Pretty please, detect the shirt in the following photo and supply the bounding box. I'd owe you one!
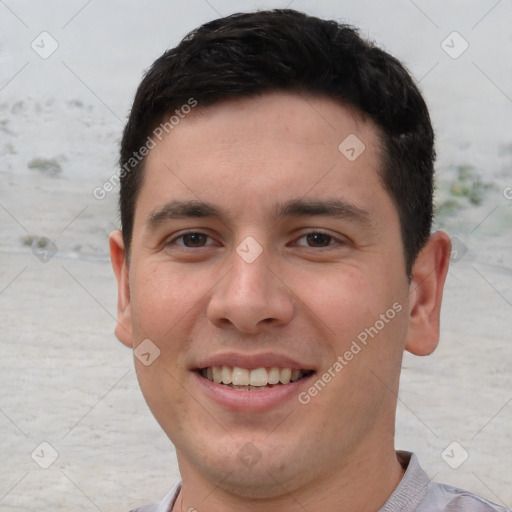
[130,451,510,512]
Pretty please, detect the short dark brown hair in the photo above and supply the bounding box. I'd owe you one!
[120,9,435,274]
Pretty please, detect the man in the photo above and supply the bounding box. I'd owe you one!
[110,9,509,512]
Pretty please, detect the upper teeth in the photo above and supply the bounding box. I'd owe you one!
[203,366,306,386]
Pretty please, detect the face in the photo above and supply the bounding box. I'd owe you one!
[110,92,450,499]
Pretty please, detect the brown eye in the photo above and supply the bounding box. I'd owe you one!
[181,233,208,247]
[305,232,332,247]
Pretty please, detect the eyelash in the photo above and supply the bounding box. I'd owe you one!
[166,230,345,249]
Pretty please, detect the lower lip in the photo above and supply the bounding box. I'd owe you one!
[193,372,314,411]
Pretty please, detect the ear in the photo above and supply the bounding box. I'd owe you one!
[109,230,133,348]
[405,231,451,356]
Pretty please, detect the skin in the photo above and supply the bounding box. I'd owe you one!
[110,92,451,512]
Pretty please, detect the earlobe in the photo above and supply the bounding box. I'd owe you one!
[109,230,133,348]
[405,231,451,356]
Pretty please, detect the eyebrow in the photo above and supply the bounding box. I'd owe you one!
[273,199,372,225]
[147,198,373,229]
[147,200,223,228]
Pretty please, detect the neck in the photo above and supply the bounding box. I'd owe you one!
[174,442,405,512]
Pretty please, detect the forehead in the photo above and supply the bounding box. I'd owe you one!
[174,92,380,162]
[135,92,392,226]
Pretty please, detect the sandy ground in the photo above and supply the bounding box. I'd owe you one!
[0,245,510,511]
[1,1,511,510]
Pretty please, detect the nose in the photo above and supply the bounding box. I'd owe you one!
[206,246,295,334]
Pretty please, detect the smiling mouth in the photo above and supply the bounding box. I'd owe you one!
[199,366,314,390]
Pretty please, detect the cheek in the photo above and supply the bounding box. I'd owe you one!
[293,265,387,336]
[129,262,202,340]
[294,263,407,373]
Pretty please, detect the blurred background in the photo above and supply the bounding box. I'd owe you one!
[1,1,511,510]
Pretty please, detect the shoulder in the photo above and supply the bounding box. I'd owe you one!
[419,481,510,512]
[386,452,510,512]
[129,504,159,512]
[128,483,181,512]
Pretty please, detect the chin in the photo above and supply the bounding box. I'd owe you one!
[180,437,317,500]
